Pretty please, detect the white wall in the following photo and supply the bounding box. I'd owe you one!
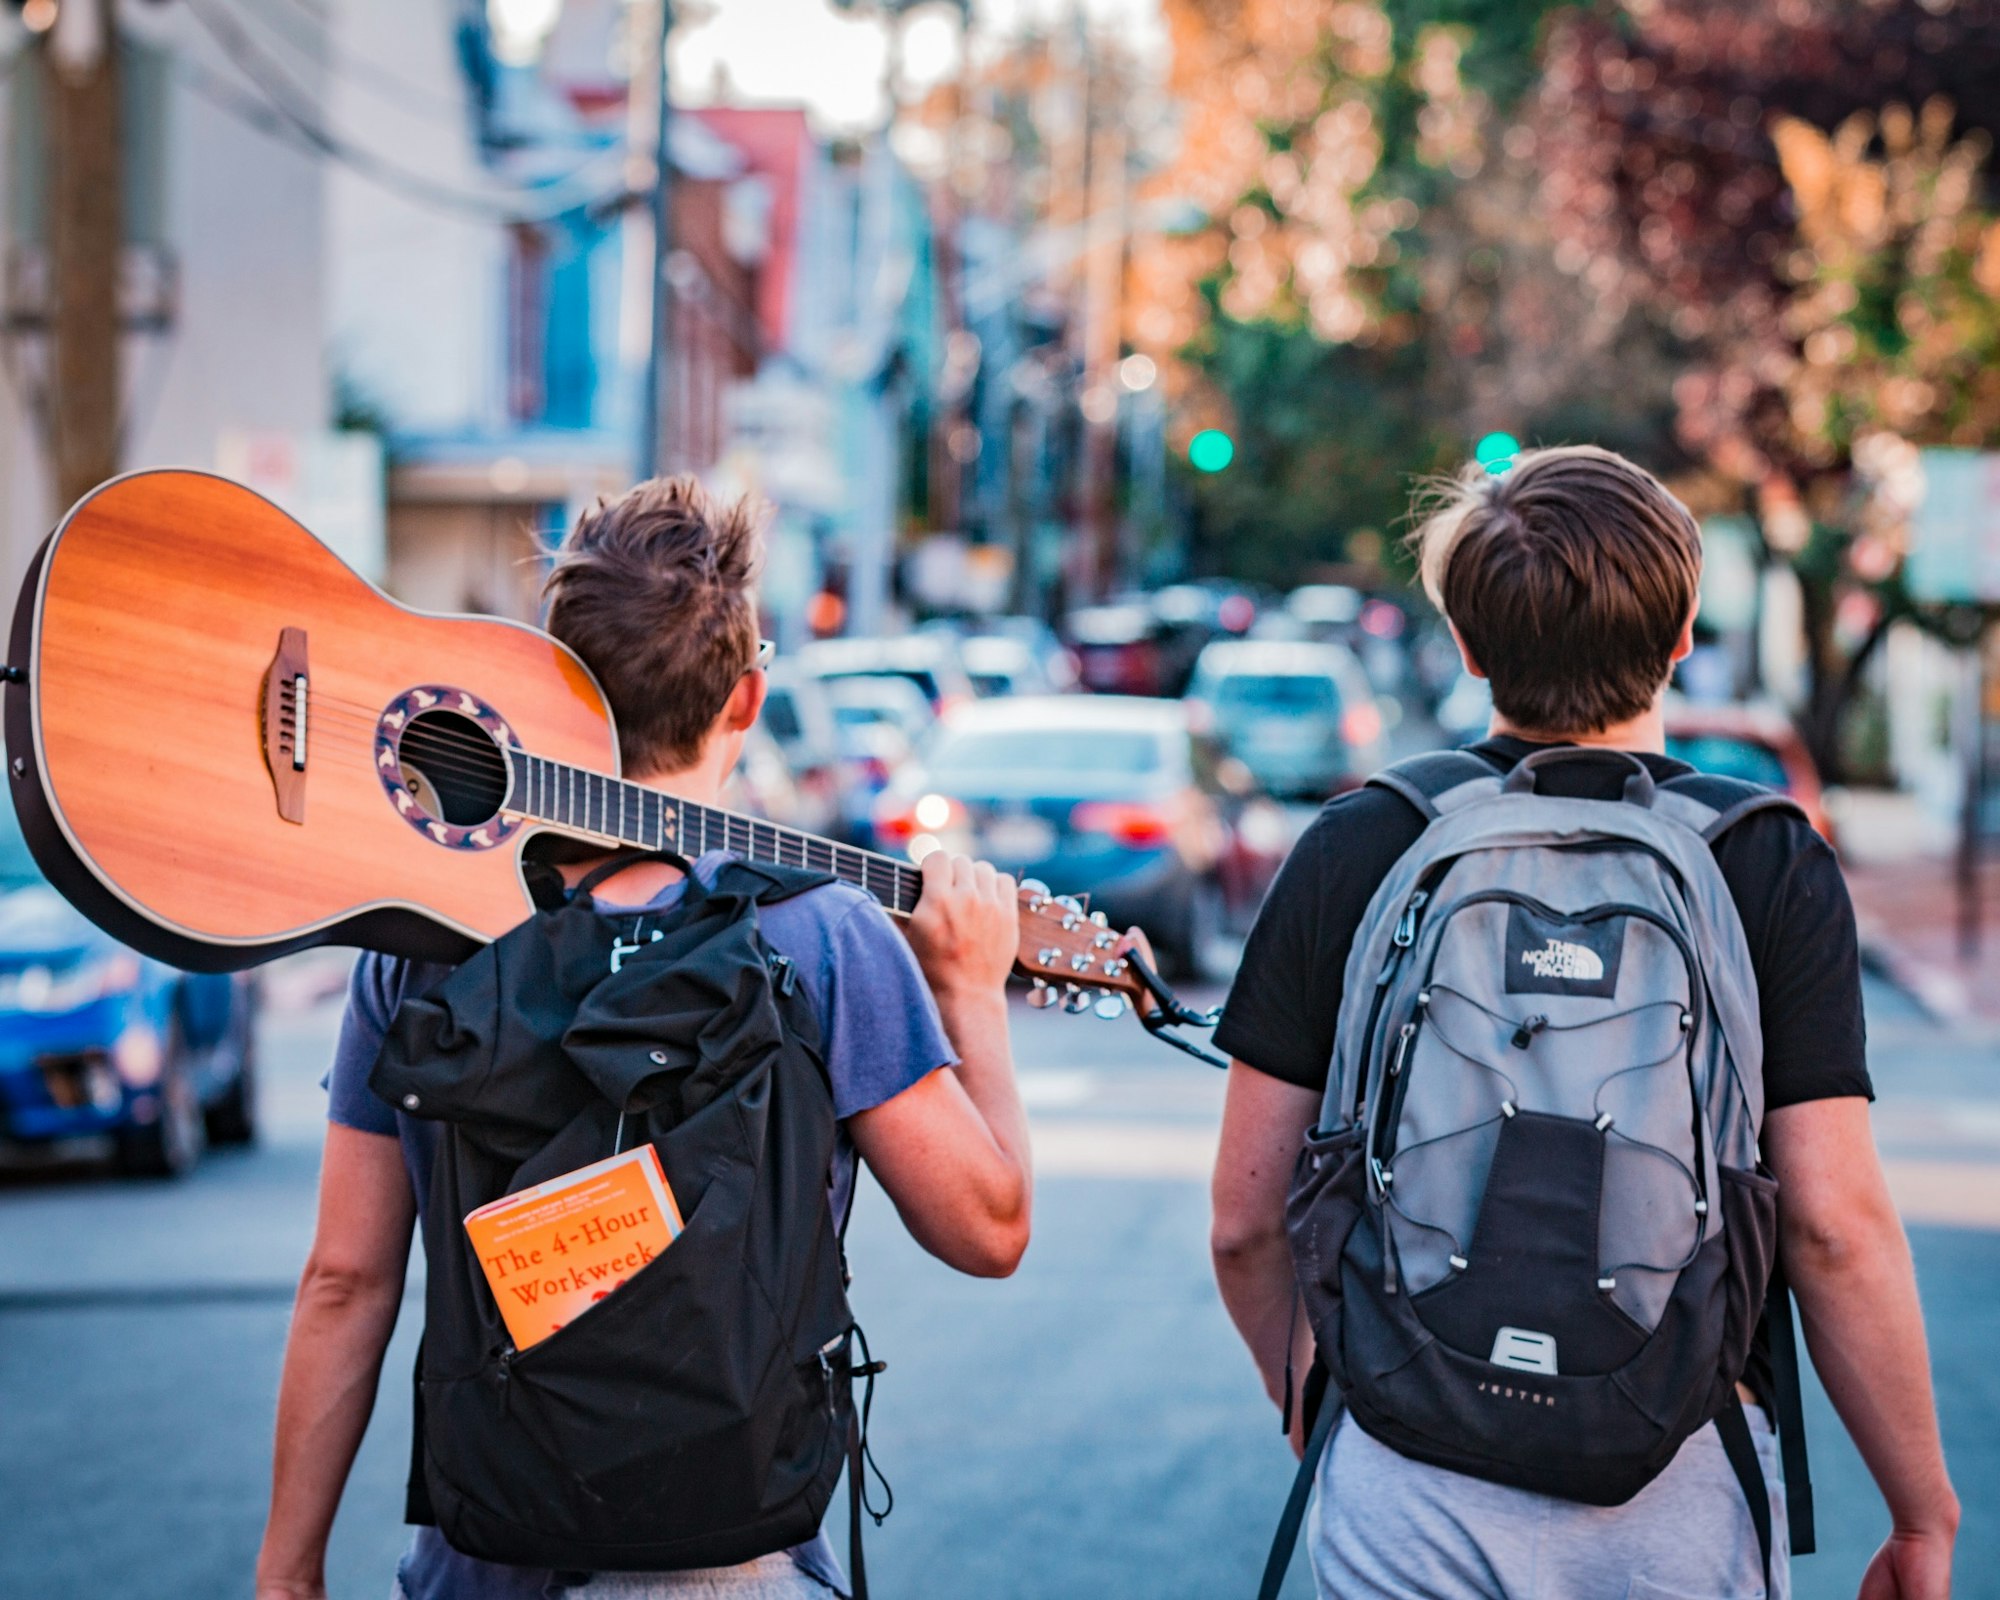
[0,5,330,596]
[322,0,501,436]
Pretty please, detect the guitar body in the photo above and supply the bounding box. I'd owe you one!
[6,470,617,971]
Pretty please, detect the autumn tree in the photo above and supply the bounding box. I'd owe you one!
[1538,0,2000,774]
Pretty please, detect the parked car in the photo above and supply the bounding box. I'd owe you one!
[757,661,850,837]
[919,616,1080,695]
[869,696,1283,980]
[1064,603,1164,696]
[1663,699,1835,843]
[797,635,976,714]
[0,784,258,1176]
[1185,639,1387,799]
[958,634,1062,697]
[1285,584,1363,638]
[726,720,840,840]
[823,675,934,842]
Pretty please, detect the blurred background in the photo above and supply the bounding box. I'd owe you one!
[1,0,1999,1595]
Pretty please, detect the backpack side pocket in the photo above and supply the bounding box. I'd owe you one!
[1714,1162,1780,1398]
[1287,1123,1367,1377]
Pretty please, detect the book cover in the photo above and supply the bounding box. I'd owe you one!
[464,1145,684,1350]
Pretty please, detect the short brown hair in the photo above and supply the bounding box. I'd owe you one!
[542,475,765,774]
[1412,445,1701,736]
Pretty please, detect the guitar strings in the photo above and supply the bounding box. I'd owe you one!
[253,698,921,904]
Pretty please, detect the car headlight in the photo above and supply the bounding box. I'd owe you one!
[0,952,143,1013]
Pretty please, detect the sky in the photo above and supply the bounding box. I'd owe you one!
[671,0,1165,131]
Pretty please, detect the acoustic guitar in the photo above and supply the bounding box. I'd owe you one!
[3,470,1169,1029]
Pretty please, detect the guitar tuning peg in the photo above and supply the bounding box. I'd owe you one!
[1026,979,1059,1010]
[1055,895,1084,915]
[1060,985,1092,1015]
[1093,990,1127,1021]
[1089,910,1109,928]
[1020,878,1050,899]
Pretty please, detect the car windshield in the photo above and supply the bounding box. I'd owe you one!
[1209,673,1340,716]
[926,726,1167,786]
[1665,733,1789,789]
[0,784,45,891]
[824,667,941,704]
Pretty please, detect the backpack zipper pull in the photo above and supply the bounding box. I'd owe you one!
[1391,889,1430,950]
[1511,1013,1548,1050]
[769,953,798,996]
[818,1333,844,1422]
[1388,1021,1416,1077]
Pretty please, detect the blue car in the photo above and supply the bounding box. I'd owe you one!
[0,782,257,1176]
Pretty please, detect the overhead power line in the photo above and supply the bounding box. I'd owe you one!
[180,0,632,225]
[250,0,479,127]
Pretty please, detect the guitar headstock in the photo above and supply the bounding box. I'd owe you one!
[1013,879,1144,1018]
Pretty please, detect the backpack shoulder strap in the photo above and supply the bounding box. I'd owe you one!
[1257,1389,1340,1600]
[1366,749,1500,820]
[711,856,839,905]
[1655,772,1809,842]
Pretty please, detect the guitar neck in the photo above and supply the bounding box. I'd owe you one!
[505,749,922,917]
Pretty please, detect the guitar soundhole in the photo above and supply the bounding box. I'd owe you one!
[399,710,510,825]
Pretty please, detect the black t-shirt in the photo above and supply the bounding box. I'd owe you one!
[1216,735,1873,1108]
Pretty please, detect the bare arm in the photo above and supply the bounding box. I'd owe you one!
[851,850,1031,1278]
[255,1124,416,1600]
[1211,1060,1320,1448]
[1762,1097,1958,1599]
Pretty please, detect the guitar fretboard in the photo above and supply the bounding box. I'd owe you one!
[505,749,922,916]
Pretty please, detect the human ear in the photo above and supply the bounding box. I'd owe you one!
[1448,621,1486,680]
[1669,602,1698,666]
[720,669,766,735]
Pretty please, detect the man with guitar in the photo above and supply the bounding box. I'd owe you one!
[255,477,1037,1600]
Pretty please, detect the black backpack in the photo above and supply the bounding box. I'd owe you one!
[369,854,884,1582]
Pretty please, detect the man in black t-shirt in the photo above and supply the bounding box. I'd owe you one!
[1210,446,1957,1598]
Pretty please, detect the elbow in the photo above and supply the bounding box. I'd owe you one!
[296,1251,403,1318]
[1781,1193,1901,1286]
[964,1182,1033,1278]
[948,1178,1032,1278]
[1211,1207,1286,1275]
[960,1217,1030,1279]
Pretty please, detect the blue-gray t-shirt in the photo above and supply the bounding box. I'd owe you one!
[323,852,956,1600]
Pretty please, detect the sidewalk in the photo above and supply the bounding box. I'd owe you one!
[1834,788,2000,1026]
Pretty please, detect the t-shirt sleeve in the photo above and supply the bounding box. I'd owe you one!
[1213,788,1425,1092]
[814,894,958,1121]
[323,953,408,1137]
[1727,821,1874,1110]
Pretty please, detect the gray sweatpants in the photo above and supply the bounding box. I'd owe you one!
[1311,1411,1788,1600]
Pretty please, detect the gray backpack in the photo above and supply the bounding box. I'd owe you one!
[1261,747,1815,1597]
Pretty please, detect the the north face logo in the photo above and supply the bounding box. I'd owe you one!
[1520,938,1605,982]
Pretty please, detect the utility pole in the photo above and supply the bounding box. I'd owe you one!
[636,0,674,480]
[1079,106,1127,599]
[46,0,122,511]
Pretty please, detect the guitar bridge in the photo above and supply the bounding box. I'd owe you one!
[261,626,309,824]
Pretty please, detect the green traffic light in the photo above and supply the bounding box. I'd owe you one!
[1189,429,1235,473]
[1475,431,1520,475]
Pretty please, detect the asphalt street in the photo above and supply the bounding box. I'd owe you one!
[0,953,1994,1599]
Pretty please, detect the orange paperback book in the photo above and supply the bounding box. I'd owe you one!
[464,1145,684,1350]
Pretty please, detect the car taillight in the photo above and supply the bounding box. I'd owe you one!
[1071,800,1174,847]
[1342,702,1383,748]
[873,800,918,844]
[874,792,961,849]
